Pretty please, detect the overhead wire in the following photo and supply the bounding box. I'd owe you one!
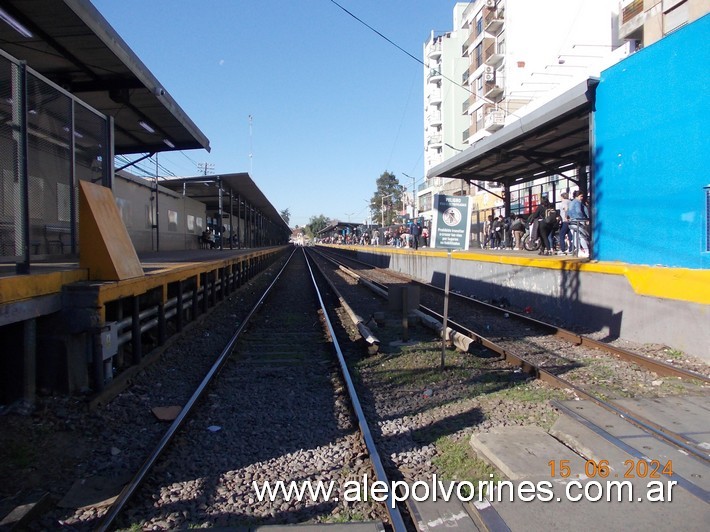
[328,0,495,109]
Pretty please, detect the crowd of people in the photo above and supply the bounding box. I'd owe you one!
[316,222,431,249]
[481,190,590,257]
[317,191,590,257]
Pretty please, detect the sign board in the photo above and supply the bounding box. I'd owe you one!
[431,194,472,250]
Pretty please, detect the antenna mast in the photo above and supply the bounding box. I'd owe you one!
[248,114,253,175]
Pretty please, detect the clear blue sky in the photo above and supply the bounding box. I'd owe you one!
[92,0,457,228]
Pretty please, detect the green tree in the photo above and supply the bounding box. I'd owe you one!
[305,214,330,238]
[280,208,291,225]
[370,171,404,227]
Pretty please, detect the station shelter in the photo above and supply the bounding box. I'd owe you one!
[428,79,594,250]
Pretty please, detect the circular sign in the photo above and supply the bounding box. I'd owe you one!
[442,207,462,226]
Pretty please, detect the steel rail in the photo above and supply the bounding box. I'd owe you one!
[316,248,709,384]
[303,248,407,532]
[553,401,710,503]
[312,249,710,465]
[96,248,298,532]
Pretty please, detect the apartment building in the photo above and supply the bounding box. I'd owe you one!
[418,0,623,228]
[619,0,710,47]
[422,3,469,201]
[461,0,621,144]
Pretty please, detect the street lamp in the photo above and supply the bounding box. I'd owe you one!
[402,173,421,220]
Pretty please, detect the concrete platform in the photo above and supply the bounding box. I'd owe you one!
[470,426,585,481]
[553,399,710,496]
[468,412,710,531]
[408,492,480,531]
[612,396,710,450]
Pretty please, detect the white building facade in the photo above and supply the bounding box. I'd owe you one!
[418,0,624,230]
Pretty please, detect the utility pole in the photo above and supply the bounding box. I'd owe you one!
[403,173,418,219]
[154,153,160,251]
[197,162,214,176]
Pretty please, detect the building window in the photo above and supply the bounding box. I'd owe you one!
[168,209,178,231]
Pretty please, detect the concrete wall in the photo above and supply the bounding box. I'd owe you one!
[594,14,710,269]
[350,248,709,362]
[114,173,207,252]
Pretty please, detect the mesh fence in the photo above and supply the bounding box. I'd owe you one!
[0,56,20,258]
[0,53,109,261]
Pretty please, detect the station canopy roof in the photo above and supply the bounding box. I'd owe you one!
[160,173,291,233]
[427,78,598,188]
[317,221,361,236]
[0,0,210,155]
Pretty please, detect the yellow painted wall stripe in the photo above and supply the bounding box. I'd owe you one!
[340,245,710,306]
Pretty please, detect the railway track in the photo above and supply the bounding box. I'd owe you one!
[5,245,707,530]
[309,247,710,465]
[97,248,407,531]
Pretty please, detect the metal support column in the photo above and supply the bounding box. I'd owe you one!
[132,296,142,363]
[176,281,184,332]
[23,318,36,408]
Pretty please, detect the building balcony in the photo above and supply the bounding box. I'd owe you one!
[462,2,478,27]
[427,112,442,126]
[484,8,504,34]
[427,68,442,83]
[621,0,643,24]
[427,90,442,105]
[483,80,504,101]
[462,30,477,56]
[618,0,644,40]
[484,40,504,66]
[427,134,443,148]
[427,41,442,59]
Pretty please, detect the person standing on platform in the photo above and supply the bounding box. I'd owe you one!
[528,195,551,250]
[568,191,590,257]
[491,216,504,249]
[482,215,493,249]
[537,205,557,255]
[510,215,525,250]
[410,222,421,250]
[556,192,572,254]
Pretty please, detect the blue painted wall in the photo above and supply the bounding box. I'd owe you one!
[594,15,710,269]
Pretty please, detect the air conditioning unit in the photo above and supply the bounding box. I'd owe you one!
[486,0,496,7]
[484,66,495,82]
[484,110,505,132]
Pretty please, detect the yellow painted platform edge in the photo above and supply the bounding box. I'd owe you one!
[337,245,710,306]
[0,269,88,304]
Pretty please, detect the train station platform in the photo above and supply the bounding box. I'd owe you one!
[0,246,289,407]
[320,244,710,362]
[0,247,284,306]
